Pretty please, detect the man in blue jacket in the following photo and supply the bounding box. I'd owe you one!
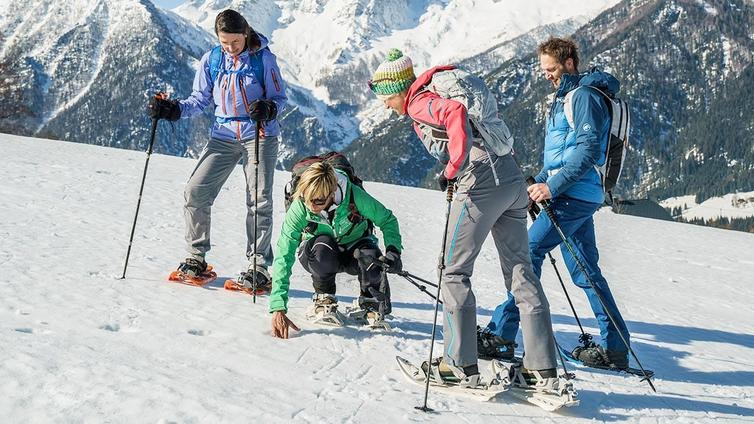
[481,37,631,369]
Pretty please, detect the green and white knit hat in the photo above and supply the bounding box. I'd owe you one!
[369,48,416,98]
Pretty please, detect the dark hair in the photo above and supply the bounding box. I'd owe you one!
[214,9,261,51]
[537,37,579,72]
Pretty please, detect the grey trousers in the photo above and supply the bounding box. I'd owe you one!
[441,150,557,371]
[183,136,278,267]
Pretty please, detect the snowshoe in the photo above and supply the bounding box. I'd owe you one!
[477,326,517,361]
[504,361,579,411]
[168,259,217,286]
[224,265,272,296]
[305,293,346,327]
[344,297,391,330]
[559,344,654,379]
[395,356,509,401]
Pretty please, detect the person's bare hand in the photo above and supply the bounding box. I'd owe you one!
[271,311,300,339]
[527,183,552,203]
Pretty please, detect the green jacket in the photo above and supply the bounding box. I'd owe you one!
[269,172,403,313]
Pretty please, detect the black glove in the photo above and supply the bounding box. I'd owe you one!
[146,93,181,121]
[437,172,457,192]
[247,99,278,121]
[382,246,402,274]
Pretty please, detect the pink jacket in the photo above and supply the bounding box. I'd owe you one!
[405,65,471,180]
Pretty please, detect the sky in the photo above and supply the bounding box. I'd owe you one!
[2,132,754,421]
[152,0,184,9]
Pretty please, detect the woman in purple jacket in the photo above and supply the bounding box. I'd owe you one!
[147,9,287,288]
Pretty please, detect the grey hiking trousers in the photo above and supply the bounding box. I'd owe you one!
[441,148,557,371]
[183,136,278,267]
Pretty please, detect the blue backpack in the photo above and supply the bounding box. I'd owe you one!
[207,45,266,97]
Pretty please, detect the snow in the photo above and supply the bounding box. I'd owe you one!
[662,191,754,221]
[2,132,754,422]
[694,0,719,16]
[721,36,732,78]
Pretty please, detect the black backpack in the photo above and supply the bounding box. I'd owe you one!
[284,151,363,210]
[284,152,371,235]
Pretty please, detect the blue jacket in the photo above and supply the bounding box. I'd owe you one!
[179,33,287,142]
[534,69,619,204]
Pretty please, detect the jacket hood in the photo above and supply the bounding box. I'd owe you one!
[254,32,270,51]
[557,68,620,98]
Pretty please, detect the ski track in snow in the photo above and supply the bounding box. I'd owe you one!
[1,133,754,422]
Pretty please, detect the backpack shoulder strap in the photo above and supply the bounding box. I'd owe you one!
[208,45,267,97]
[248,47,267,97]
[563,85,613,129]
[208,46,224,88]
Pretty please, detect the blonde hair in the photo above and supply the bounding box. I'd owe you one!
[294,162,338,205]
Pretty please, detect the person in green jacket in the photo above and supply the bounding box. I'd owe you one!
[270,162,404,338]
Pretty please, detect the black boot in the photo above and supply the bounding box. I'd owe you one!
[238,266,271,291]
[177,257,207,278]
[477,326,517,360]
[572,345,629,369]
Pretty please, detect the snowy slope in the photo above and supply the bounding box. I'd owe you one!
[2,133,754,422]
[662,191,754,221]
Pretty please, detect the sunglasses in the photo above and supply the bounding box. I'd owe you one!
[310,197,330,206]
[368,77,395,91]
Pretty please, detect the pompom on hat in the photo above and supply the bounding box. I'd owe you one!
[369,48,416,98]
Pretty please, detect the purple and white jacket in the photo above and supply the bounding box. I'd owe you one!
[179,33,287,142]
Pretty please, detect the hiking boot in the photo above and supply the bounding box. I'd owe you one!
[606,350,629,369]
[477,326,517,361]
[306,293,344,326]
[357,295,381,312]
[177,257,207,278]
[572,345,629,369]
[510,365,560,393]
[347,296,391,329]
[238,263,271,292]
[420,357,481,388]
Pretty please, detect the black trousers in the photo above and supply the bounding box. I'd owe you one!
[298,234,385,297]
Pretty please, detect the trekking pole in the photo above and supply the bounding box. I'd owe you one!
[251,121,261,304]
[416,182,455,413]
[553,337,575,381]
[121,117,159,279]
[528,201,593,347]
[399,272,442,304]
[399,271,438,288]
[527,178,656,392]
[356,253,443,304]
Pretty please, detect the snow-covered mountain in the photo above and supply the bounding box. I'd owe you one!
[172,0,620,148]
[0,0,618,166]
[175,0,619,100]
[0,0,216,156]
[2,132,754,421]
[351,0,754,201]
